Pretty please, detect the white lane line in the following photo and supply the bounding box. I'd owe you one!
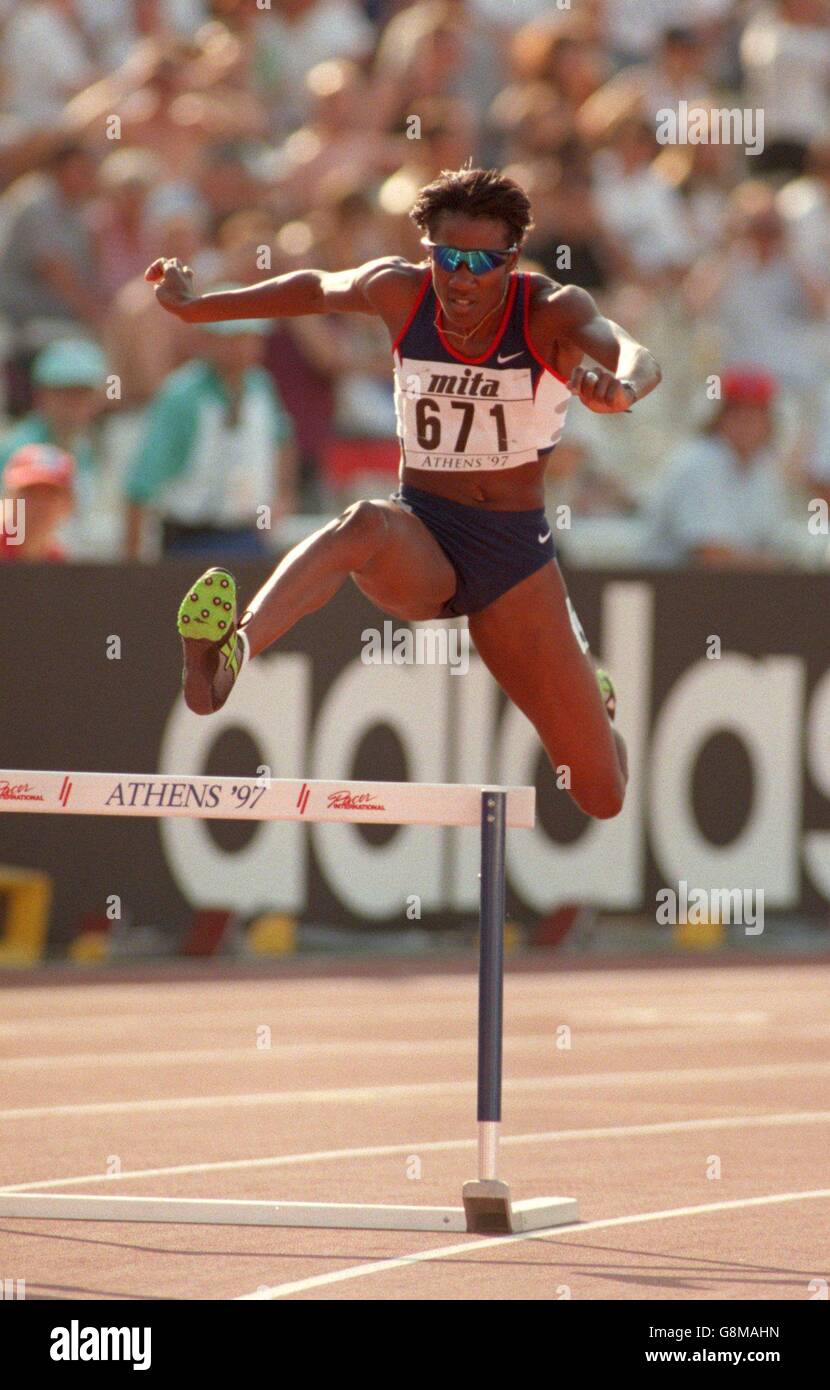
[1,1110,827,1194]
[0,1022,788,1072]
[240,1189,830,1300]
[0,1037,540,1071]
[3,1059,830,1122]
[0,1004,777,1040]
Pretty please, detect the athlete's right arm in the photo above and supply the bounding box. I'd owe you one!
[144,256,417,325]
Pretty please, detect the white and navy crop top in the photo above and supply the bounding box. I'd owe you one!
[392,271,572,472]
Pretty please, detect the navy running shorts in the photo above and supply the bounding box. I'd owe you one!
[390,482,556,618]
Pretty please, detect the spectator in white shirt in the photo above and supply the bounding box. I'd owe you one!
[255,0,375,129]
[2,0,97,133]
[740,0,830,175]
[592,116,695,282]
[684,180,829,396]
[777,138,830,297]
[644,366,789,568]
[579,25,716,145]
[603,0,733,67]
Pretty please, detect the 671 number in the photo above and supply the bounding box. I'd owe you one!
[415,398,507,453]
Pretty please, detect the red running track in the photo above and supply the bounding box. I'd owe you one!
[0,956,828,1301]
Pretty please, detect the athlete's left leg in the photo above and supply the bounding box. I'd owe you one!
[468,559,627,820]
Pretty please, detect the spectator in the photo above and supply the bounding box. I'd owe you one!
[602,0,734,69]
[91,147,161,301]
[472,0,555,25]
[0,338,119,557]
[104,204,205,410]
[125,304,296,559]
[0,0,826,571]
[378,96,476,225]
[523,158,621,292]
[740,0,830,176]
[374,0,499,128]
[0,442,75,562]
[273,58,405,217]
[544,429,636,523]
[777,138,830,297]
[805,378,830,513]
[213,208,277,285]
[0,141,100,414]
[2,0,97,135]
[197,145,269,228]
[651,125,742,256]
[65,35,267,186]
[74,0,206,69]
[255,0,375,129]
[684,181,828,396]
[488,81,574,166]
[101,203,207,538]
[591,116,695,283]
[292,191,398,445]
[643,367,789,568]
[509,14,607,118]
[579,26,715,143]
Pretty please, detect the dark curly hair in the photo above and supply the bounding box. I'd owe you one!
[410,167,534,247]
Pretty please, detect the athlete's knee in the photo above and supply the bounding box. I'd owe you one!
[332,499,389,562]
[590,781,626,820]
[572,765,626,820]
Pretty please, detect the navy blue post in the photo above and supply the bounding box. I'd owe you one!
[478,790,506,1159]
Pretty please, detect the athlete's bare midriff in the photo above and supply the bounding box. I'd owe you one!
[399,452,553,509]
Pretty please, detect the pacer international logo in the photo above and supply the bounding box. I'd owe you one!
[326,790,386,812]
[0,780,44,802]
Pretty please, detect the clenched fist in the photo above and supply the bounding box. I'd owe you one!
[145,257,197,318]
[568,367,636,413]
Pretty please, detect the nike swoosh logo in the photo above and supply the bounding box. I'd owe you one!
[497,351,523,364]
[538,528,552,544]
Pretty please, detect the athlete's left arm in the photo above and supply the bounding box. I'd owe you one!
[538,282,662,413]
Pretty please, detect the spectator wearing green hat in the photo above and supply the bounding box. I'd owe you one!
[125,307,296,559]
[0,338,119,559]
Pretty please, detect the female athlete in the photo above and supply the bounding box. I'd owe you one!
[147,167,661,819]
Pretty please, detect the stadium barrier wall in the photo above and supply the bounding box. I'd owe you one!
[1,564,828,942]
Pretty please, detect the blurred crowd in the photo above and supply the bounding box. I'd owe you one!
[1,0,830,567]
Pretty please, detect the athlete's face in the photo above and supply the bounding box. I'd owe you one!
[427,213,518,332]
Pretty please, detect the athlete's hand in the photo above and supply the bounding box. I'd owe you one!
[145,257,197,318]
[568,367,635,413]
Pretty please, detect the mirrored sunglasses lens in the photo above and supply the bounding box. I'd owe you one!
[435,246,462,270]
[433,246,506,273]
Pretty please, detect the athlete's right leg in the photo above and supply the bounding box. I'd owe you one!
[179,499,457,714]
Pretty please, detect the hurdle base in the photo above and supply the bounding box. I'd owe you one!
[0,1189,579,1235]
[462,1180,579,1234]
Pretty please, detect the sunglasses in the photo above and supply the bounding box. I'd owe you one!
[422,239,517,274]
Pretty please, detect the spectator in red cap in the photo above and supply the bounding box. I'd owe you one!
[644,366,789,568]
[0,444,75,562]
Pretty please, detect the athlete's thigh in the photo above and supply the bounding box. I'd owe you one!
[468,559,616,771]
[352,498,457,620]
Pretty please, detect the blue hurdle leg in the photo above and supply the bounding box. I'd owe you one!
[463,787,581,1234]
[477,788,506,1179]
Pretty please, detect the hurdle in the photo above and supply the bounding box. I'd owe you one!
[0,769,579,1235]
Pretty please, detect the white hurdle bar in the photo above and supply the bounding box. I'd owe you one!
[0,770,579,1235]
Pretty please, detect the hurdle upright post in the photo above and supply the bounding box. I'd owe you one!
[461,789,514,1231]
[477,788,506,1181]
[462,787,580,1234]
